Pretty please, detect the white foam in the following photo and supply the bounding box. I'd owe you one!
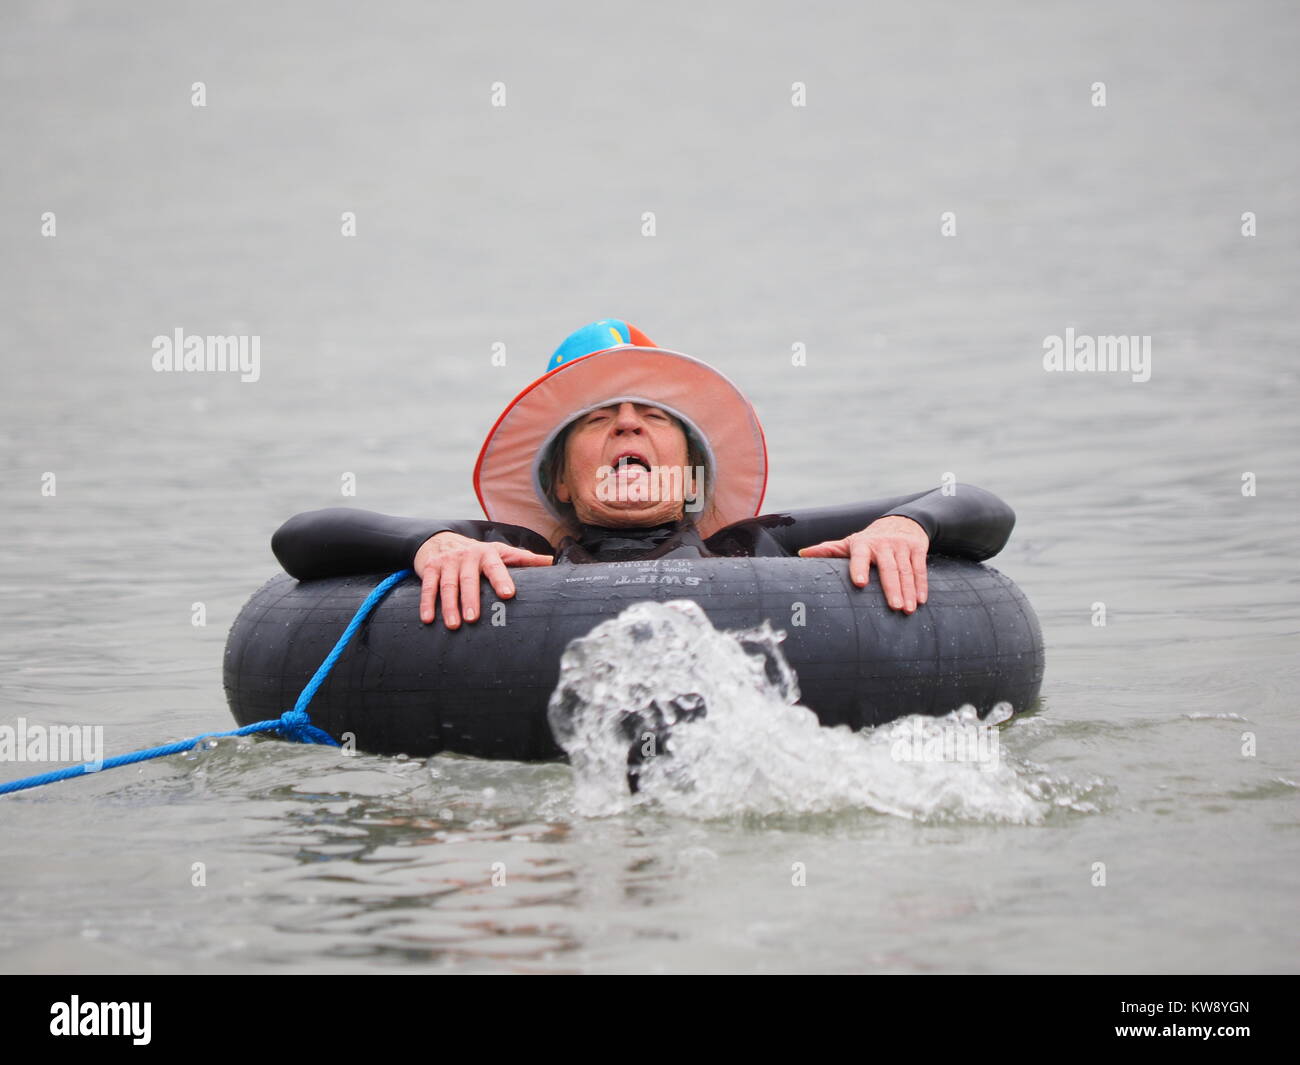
[547,600,1068,823]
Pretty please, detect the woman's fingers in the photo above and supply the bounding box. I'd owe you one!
[419,561,441,624]
[802,526,929,615]
[797,539,850,558]
[457,551,483,623]
[912,545,929,604]
[479,547,553,607]
[873,545,904,610]
[419,544,556,628]
[438,562,462,628]
[480,550,516,600]
[847,537,872,587]
[895,548,916,613]
[499,547,554,567]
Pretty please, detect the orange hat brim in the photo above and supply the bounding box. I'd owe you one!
[473,346,768,545]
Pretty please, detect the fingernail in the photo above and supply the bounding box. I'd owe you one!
[465,609,476,621]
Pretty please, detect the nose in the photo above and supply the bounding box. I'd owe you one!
[611,402,646,432]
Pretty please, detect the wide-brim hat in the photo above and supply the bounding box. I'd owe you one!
[473,330,768,545]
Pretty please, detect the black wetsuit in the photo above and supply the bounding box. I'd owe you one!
[271,484,1015,580]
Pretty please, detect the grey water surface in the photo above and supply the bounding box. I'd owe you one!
[1,0,1296,973]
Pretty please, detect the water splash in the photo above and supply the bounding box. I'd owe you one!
[548,600,1076,823]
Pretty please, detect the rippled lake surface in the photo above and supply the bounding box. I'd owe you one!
[1,0,1296,973]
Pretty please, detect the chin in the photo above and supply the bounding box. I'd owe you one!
[589,507,669,526]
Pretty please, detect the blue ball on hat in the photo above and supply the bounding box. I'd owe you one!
[546,319,657,372]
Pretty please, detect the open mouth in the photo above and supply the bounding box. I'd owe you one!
[613,453,651,472]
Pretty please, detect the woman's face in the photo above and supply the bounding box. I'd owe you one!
[555,401,696,527]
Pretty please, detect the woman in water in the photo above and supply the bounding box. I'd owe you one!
[272,320,1016,629]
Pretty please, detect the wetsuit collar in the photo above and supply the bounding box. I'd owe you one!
[575,520,680,550]
[555,518,702,564]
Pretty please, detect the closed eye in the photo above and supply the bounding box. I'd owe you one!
[582,406,670,424]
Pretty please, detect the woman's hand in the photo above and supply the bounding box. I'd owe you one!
[414,532,553,628]
[797,515,929,614]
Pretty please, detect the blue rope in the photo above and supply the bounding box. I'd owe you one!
[0,569,413,797]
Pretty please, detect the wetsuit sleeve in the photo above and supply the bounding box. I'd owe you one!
[706,484,1015,561]
[271,507,555,580]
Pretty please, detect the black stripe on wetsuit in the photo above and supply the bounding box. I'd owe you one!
[269,484,1015,580]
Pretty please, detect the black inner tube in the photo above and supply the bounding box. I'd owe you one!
[224,556,1044,761]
